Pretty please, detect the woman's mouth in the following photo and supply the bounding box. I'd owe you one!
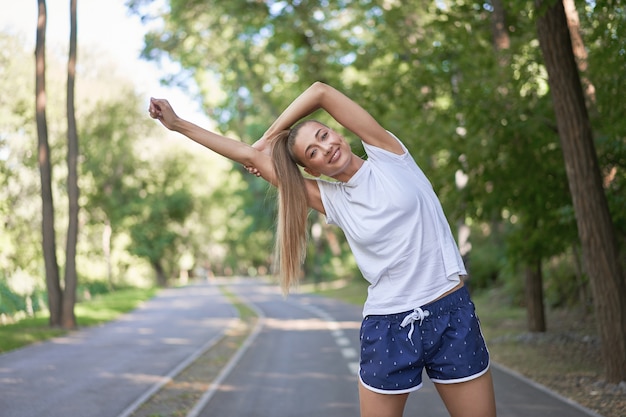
[329,148,340,163]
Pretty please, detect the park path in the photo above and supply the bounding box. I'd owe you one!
[0,283,236,417]
[0,278,605,417]
[193,278,605,417]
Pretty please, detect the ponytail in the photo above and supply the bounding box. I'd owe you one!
[271,122,311,294]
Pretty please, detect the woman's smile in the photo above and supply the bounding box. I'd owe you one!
[292,121,363,181]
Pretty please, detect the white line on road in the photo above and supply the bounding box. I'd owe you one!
[290,301,360,376]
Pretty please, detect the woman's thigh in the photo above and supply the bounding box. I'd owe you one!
[434,369,496,417]
[359,381,409,417]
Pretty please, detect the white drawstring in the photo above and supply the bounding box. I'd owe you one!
[400,307,430,345]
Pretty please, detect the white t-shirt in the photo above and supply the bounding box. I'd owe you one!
[317,133,465,317]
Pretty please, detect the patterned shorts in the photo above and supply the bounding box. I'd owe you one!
[359,286,490,394]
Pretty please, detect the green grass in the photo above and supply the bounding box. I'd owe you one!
[219,286,257,321]
[470,287,528,340]
[0,287,158,353]
[313,277,369,306]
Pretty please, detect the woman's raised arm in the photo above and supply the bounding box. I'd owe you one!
[261,82,403,154]
[149,97,277,186]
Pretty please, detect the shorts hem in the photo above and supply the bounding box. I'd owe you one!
[430,362,491,385]
[359,374,423,395]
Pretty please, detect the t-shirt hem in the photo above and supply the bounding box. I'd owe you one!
[362,276,462,317]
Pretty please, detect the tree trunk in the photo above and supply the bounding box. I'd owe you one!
[103,219,113,288]
[525,260,546,332]
[36,0,62,327]
[562,0,596,108]
[63,0,79,330]
[490,0,510,65]
[154,261,167,287]
[535,0,626,383]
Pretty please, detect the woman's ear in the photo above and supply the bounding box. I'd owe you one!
[304,167,322,177]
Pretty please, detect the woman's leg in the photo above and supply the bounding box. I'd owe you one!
[358,382,409,417]
[435,369,497,417]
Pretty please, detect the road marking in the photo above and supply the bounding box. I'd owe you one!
[291,301,360,376]
[342,347,358,359]
[349,362,360,375]
[336,336,350,346]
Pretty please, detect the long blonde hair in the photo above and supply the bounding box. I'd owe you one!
[270,121,314,294]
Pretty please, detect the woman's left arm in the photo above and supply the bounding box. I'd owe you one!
[262,82,404,155]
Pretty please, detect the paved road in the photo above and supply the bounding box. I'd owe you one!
[0,283,236,417]
[0,278,604,417]
[196,279,604,417]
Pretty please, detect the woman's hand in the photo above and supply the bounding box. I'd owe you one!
[149,98,180,131]
[244,136,272,177]
[244,165,262,177]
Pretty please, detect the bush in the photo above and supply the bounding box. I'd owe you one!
[76,280,113,302]
[0,280,26,316]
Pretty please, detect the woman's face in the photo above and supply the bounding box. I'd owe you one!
[291,121,353,179]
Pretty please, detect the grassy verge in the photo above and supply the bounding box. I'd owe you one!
[0,287,158,353]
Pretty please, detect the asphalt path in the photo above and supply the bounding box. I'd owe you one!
[195,278,603,417]
[0,283,236,417]
[0,278,604,417]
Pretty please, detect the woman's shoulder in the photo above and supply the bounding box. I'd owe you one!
[363,131,409,160]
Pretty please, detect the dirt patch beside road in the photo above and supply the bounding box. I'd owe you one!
[477,292,625,417]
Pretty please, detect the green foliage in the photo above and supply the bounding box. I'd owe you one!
[80,93,150,229]
[0,34,44,282]
[0,280,26,316]
[0,277,46,320]
[543,251,590,309]
[465,225,506,290]
[77,280,113,300]
[127,156,195,284]
[124,0,625,303]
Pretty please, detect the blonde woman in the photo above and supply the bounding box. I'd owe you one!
[148,82,496,417]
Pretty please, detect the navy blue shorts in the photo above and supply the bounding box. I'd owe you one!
[359,286,490,394]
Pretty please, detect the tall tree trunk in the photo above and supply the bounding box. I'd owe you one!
[562,0,596,108]
[490,0,510,65]
[525,260,546,332]
[535,0,626,383]
[36,0,62,327]
[63,0,79,330]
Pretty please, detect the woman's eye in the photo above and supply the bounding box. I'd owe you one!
[310,149,317,158]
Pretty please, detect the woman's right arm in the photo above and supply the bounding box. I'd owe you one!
[149,98,277,186]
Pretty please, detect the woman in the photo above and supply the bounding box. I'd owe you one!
[148,81,496,417]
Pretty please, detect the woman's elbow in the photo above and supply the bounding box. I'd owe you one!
[311,81,330,95]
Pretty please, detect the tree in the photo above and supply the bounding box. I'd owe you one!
[127,156,194,286]
[0,34,42,288]
[490,0,545,332]
[535,0,626,383]
[35,0,62,327]
[80,94,148,287]
[63,0,79,329]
